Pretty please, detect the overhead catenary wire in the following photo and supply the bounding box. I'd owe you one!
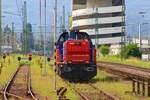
[16,0,21,14]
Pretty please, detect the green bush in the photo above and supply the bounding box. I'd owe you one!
[120,44,142,59]
[120,45,128,59]
[127,44,142,57]
[19,61,31,66]
[100,45,110,57]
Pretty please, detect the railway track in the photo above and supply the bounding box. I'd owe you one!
[98,61,150,72]
[0,91,3,99]
[97,61,150,79]
[2,65,37,100]
[65,81,118,100]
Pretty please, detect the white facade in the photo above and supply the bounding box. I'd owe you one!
[72,0,125,45]
[80,27,123,35]
[73,16,123,26]
[142,54,150,61]
[110,44,121,55]
[127,38,150,47]
[72,6,123,16]
[1,45,12,53]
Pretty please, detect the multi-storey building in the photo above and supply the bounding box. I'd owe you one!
[2,25,17,53]
[72,0,125,46]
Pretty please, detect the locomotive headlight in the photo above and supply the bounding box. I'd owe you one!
[67,61,72,64]
[86,67,94,72]
[85,61,89,64]
[64,67,72,72]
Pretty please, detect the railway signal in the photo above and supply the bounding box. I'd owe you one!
[3,55,6,59]
[17,57,21,61]
[28,56,32,61]
[47,58,50,62]
[28,54,32,61]
[40,63,43,69]
[40,63,43,76]
[0,62,3,75]
[0,66,2,74]
[3,55,6,63]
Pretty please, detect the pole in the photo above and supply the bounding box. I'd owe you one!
[121,0,125,60]
[0,0,2,54]
[54,0,57,44]
[142,80,145,96]
[62,5,65,31]
[60,16,63,32]
[123,0,126,44]
[43,0,47,76]
[22,1,27,54]
[148,79,150,97]
[139,23,141,49]
[25,1,27,54]
[132,80,135,93]
[54,0,57,90]
[67,12,70,31]
[22,6,24,53]
[138,11,146,50]
[95,8,98,50]
[39,0,42,51]
[137,80,140,95]
[12,22,15,52]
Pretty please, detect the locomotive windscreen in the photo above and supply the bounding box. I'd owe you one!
[69,32,90,40]
[76,32,89,40]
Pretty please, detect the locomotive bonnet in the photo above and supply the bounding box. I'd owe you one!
[55,30,97,81]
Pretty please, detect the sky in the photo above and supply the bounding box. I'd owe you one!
[126,0,150,38]
[2,0,150,39]
[2,0,71,39]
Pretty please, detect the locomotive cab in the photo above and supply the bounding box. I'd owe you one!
[55,31,97,81]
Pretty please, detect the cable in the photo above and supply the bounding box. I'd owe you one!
[16,0,21,14]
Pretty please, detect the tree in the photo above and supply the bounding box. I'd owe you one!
[69,15,73,29]
[120,44,142,59]
[3,25,13,46]
[100,45,110,57]
[120,45,128,59]
[26,23,34,52]
[126,44,142,58]
[4,25,11,34]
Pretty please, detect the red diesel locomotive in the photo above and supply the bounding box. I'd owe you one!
[55,31,97,81]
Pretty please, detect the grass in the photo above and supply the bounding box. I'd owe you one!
[0,54,19,90]
[31,56,80,100]
[97,55,150,69]
[93,70,150,100]
[97,55,150,99]
[30,55,150,99]
[1,54,149,99]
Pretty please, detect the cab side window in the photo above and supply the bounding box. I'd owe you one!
[57,36,65,46]
[59,36,65,43]
[57,33,68,45]
[77,33,89,40]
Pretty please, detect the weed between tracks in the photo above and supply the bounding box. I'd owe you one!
[94,70,150,100]
[31,56,80,100]
[2,55,150,100]
[31,55,150,100]
[0,54,18,91]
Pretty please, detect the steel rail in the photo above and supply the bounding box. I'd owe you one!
[89,84,119,100]
[98,61,150,73]
[64,80,118,100]
[97,61,150,80]
[3,66,20,100]
[3,65,37,100]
